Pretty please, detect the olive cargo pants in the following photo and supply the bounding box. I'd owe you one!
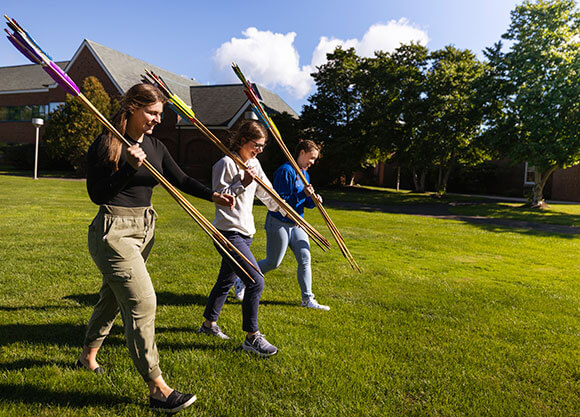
[84,205,161,381]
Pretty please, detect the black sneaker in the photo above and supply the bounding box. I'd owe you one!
[242,332,278,357]
[149,390,196,414]
[197,323,230,340]
[75,359,105,375]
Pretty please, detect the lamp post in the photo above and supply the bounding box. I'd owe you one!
[31,118,44,180]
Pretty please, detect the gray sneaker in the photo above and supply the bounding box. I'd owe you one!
[242,332,278,357]
[197,323,230,340]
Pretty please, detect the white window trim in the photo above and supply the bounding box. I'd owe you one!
[524,162,536,185]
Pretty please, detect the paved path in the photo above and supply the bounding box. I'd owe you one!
[326,200,580,235]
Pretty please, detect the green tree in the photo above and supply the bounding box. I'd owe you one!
[259,111,301,176]
[484,0,580,207]
[426,46,487,194]
[301,47,365,185]
[44,76,115,175]
[360,43,433,192]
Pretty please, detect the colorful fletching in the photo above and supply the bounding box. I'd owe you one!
[4,15,80,96]
[5,33,41,64]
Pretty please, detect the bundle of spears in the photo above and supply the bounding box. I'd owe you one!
[4,15,261,282]
[142,69,331,252]
[231,64,361,272]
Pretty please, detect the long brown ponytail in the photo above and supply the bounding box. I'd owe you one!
[104,83,166,171]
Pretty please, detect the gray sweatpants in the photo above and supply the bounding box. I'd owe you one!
[84,205,161,382]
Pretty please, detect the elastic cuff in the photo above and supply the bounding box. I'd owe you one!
[85,338,105,349]
[143,366,162,382]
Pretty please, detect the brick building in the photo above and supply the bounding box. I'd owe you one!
[0,39,298,182]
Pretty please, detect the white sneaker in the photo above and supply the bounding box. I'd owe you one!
[301,298,330,311]
[234,278,246,301]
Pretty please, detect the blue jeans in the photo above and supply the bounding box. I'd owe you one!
[258,214,313,301]
[204,231,264,333]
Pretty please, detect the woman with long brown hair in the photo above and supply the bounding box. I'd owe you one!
[198,120,283,357]
[78,83,234,414]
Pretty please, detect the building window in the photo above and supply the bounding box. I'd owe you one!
[48,102,64,114]
[0,104,48,121]
[524,162,536,185]
[8,106,21,121]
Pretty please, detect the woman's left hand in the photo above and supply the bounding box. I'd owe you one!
[315,194,323,204]
[304,184,315,196]
[212,192,235,210]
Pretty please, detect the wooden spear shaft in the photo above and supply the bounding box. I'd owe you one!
[166,97,331,251]
[249,101,361,272]
[231,65,359,269]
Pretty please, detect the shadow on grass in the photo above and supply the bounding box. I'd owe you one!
[64,292,210,307]
[0,358,71,372]
[0,382,132,408]
[259,299,298,307]
[327,199,580,238]
[0,323,124,348]
[0,304,84,312]
[451,216,579,238]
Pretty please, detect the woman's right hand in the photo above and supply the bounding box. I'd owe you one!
[127,144,146,170]
[241,167,257,187]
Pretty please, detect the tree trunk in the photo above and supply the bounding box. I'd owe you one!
[396,166,401,192]
[531,166,558,208]
[412,168,420,192]
[437,165,443,191]
[419,170,427,193]
[439,165,453,195]
[348,174,355,186]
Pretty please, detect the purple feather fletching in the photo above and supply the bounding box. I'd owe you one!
[42,65,78,96]
[12,31,44,62]
[47,61,80,95]
[6,34,40,64]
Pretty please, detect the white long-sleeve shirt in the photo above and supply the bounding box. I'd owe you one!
[212,155,282,236]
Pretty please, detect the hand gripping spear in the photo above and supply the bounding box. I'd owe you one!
[3,15,261,283]
[142,70,331,252]
[232,64,361,272]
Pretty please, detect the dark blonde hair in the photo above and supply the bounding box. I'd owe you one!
[294,139,321,160]
[104,83,166,170]
[229,120,268,152]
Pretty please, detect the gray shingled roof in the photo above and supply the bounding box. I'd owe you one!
[178,83,298,127]
[255,84,299,118]
[0,61,68,92]
[71,40,200,105]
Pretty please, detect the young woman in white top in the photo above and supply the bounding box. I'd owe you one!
[197,120,284,356]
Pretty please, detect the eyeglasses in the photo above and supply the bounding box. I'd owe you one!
[249,140,266,150]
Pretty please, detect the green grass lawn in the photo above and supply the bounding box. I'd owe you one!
[1,175,579,416]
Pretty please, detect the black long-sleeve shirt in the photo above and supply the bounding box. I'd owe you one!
[87,133,213,207]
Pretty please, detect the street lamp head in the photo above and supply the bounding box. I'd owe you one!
[32,118,44,128]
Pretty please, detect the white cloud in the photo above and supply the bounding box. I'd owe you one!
[212,19,429,100]
[213,27,313,98]
[358,19,429,57]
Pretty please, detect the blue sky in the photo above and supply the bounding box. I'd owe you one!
[2,0,521,112]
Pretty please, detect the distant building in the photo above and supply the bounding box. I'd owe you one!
[374,159,580,202]
[0,39,297,182]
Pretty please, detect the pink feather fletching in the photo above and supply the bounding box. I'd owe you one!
[42,64,79,96]
[47,61,80,95]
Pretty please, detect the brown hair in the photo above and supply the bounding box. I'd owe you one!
[294,139,321,160]
[104,83,166,170]
[229,120,268,152]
